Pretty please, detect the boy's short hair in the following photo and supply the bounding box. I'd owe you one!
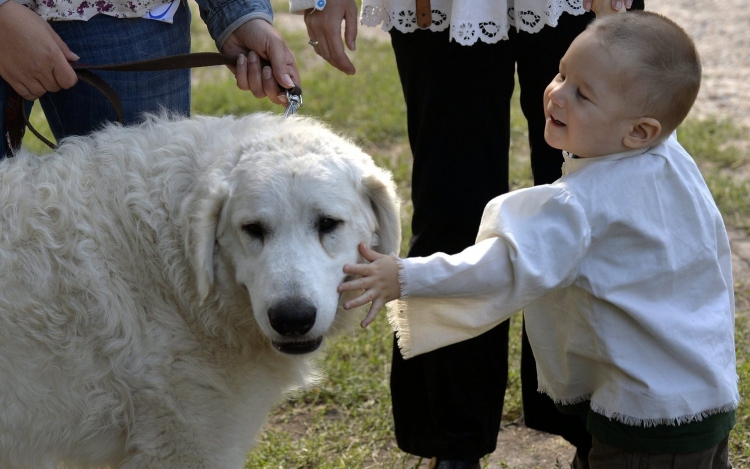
[591,11,701,136]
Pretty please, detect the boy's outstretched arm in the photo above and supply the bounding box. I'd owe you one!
[338,243,402,328]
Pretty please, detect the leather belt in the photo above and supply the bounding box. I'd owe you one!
[416,0,431,28]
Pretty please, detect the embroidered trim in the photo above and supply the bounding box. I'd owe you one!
[588,401,740,428]
[361,0,585,46]
[537,386,740,427]
[544,391,594,407]
[386,299,413,358]
[383,257,412,356]
[395,257,409,299]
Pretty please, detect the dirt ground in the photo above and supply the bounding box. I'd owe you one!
[277,2,750,467]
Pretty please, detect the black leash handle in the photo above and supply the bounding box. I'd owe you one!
[12,52,302,151]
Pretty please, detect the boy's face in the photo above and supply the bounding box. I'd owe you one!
[543,30,637,158]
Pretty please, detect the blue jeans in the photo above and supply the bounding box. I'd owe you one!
[0,4,191,157]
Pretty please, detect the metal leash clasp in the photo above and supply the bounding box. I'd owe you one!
[283,85,303,118]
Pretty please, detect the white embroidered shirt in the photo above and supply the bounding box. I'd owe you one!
[389,134,739,427]
[289,0,587,45]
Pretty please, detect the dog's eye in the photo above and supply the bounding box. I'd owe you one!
[243,223,265,240]
[318,217,340,234]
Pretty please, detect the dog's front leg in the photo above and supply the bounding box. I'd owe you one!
[121,428,249,469]
[119,390,252,469]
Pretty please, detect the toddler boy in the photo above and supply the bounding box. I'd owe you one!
[339,11,737,468]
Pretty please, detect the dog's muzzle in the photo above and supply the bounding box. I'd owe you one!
[268,298,323,355]
[272,337,324,355]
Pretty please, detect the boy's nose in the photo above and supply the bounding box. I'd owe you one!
[549,86,566,107]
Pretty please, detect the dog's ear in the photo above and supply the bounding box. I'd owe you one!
[361,167,402,256]
[183,177,230,302]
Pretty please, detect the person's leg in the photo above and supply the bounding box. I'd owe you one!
[588,435,732,469]
[40,5,191,143]
[388,27,515,462]
[514,10,595,463]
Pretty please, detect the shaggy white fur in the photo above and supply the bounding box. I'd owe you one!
[0,113,401,469]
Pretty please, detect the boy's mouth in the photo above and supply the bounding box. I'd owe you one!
[549,116,566,127]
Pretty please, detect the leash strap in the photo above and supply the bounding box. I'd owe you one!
[4,52,303,153]
[3,90,25,153]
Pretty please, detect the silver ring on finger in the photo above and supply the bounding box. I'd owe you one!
[308,39,319,46]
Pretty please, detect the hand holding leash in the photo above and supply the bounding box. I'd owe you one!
[0,1,78,100]
[221,18,301,106]
[5,52,304,152]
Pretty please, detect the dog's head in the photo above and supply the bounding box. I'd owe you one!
[183,114,401,354]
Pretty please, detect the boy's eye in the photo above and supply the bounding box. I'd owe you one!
[576,88,589,101]
[557,73,566,81]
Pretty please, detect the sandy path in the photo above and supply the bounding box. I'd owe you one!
[648,0,750,129]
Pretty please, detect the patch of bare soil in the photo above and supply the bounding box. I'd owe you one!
[648,0,750,130]
[487,423,575,469]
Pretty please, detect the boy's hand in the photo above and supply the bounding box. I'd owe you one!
[338,243,402,328]
[0,1,79,100]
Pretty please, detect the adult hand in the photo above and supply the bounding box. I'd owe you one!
[0,1,78,100]
[221,18,301,105]
[304,0,358,75]
[583,0,632,15]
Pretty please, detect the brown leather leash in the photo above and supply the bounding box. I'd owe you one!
[4,52,303,153]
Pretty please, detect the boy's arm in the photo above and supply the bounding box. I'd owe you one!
[347,185,591,359]
[387,237,539,358]
[339,235,531,328]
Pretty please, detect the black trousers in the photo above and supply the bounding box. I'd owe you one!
[388,3,642,460]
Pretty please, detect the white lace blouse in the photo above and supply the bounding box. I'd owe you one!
[289,0,587,45]
[362,0,585,45]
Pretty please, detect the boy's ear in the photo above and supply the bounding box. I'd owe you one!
[623,117,662,149]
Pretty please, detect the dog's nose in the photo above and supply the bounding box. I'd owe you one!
[268,299,317,336]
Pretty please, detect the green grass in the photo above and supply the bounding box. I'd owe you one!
[18,10,750,468]
[678,118,750,232]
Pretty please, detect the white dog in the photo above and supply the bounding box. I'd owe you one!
[0,113,401,469]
